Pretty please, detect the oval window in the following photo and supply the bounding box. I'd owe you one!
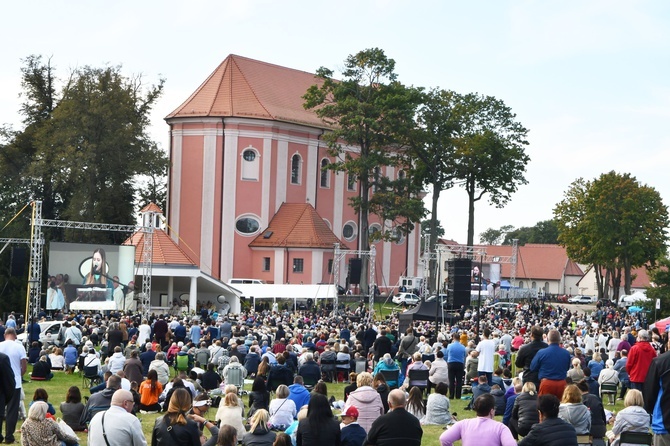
[235,216,260,235]
[369,224,382,242]
[342,222,356,241]
[243,150,256,162]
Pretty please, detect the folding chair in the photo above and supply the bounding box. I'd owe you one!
[302,375,319,390]
[407,369,430,395]
[320,358,337,382]
[576,435,592,446]
[619,431,653,446]
[600,382,618,405]
[226,366,246,394]
[174,354,191,377]
[82,365,102,388]
[379,369,400,389]
[336,358,350,382]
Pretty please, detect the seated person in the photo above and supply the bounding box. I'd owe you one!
[518,394,578,446]
[31,355,54,380]
[466,375,491,410]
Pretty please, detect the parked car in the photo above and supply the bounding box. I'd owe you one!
[17,320,66,348]
[392,292,420,306]
[486,302,519,313]
[567,295,595,304]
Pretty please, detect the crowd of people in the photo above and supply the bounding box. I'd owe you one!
[0,296,668,446]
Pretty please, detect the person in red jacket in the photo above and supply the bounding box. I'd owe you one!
[626,329,657,393]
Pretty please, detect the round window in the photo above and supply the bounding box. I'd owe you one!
[243,150,256,162]
[342,222,356,241]
[369,224,382,242]
[235,216,260,235]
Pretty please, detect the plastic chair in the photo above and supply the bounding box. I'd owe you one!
[226,365,245,394]
[174,354,191,376]
[619,431,653,446]
[320,358,337,382]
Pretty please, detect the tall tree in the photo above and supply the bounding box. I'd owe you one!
[304,48,424,294]
[554,172,669,298]
[479,225,515,245]
[647,258,670,319]
[502,220,558,245]
[450,94,530,246]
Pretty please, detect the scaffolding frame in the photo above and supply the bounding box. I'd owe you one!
[25,200,154,320]
[333,243,377,317]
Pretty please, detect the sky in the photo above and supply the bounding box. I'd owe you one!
[2,1,669,245]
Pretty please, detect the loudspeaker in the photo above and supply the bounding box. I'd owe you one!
[349,258,362,285]
[447,258,472,307]
[10,247,26,277]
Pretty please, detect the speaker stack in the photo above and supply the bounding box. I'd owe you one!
[348,258,362,285]
[447,258,472,308]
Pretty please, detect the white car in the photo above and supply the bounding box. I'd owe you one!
[486,302,519,313]
[568,295,594,304]
[17,320,66,348]
[392,292,420,306]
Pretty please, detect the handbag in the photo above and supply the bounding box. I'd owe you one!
[58,418,77,438]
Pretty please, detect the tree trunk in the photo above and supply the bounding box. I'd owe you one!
[428,187,441,294]
[359,173,370,299]
[467,177,476,247]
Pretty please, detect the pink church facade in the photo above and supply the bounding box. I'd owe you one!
[165,55,420,290]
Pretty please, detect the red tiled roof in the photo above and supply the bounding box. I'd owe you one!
[124,230,197,266]
[249,203,346,249]
[140,202,163,214]
[166,55,327,128]
[476,244,583,281]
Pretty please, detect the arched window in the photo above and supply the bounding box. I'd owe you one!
[320,158,330,188]
[531,281,537,290]
[241,147,260,181]
[518,281,524,288]
[544,282,550,294]
[291,154,302,185]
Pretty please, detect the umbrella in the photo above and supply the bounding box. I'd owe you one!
[627,306,643,314]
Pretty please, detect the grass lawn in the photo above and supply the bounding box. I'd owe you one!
[19,369,626,446]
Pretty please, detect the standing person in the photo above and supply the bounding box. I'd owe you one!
[439,394,515,446]
[476,328,496,385]
[152,388,200,446]
[363,389,422,446]
[529,329,571,399]
[626,329,657,392]
[643,336,670,445]
[19,401,79,446]
[0,328,26,444]
[446,332,466,399]
[296,394,340,446]
[515,325,548,390]
[137,320,152,346]
[517,394,578,446]
[396,328,418,382]
[153,315,169,349]
[88,389,147,446]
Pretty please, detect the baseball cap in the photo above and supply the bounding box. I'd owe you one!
[340,406,359,418]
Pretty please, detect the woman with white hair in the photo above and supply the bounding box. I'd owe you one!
[566,357,584,383]
[222,356,247,386]
[20,401,79,446]
[606,389,650,446]
[372,353,400,388]
[149,352,171,385]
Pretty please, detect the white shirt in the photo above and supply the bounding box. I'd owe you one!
[476,338,496,373]
[0,339,26,389]
[137,324,151,346]
[88,405,147,446]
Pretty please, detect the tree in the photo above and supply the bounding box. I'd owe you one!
[554,171,669,299]
[647,258,670,319]
[479,225,514,245]
[0,57,167,245]
[449,94,530,247]
[502,220,558,245]
[304,48,424,293]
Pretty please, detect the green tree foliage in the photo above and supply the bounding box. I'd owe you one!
[479,225,514,245]
[554,171,669,299]
[0,56,167,245]
[304,48,425,292]
[647,258,670,319]
[439,93,529,247]
[501,220,558,245]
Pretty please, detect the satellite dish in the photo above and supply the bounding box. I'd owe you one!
[220,301,231,315]
[216,295,227,304]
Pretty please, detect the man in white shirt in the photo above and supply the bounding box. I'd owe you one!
[0,328,27,443]
[476,328,496,385]
[88,389,147,446]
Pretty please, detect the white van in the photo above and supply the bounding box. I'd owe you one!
[227,278,266,285]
